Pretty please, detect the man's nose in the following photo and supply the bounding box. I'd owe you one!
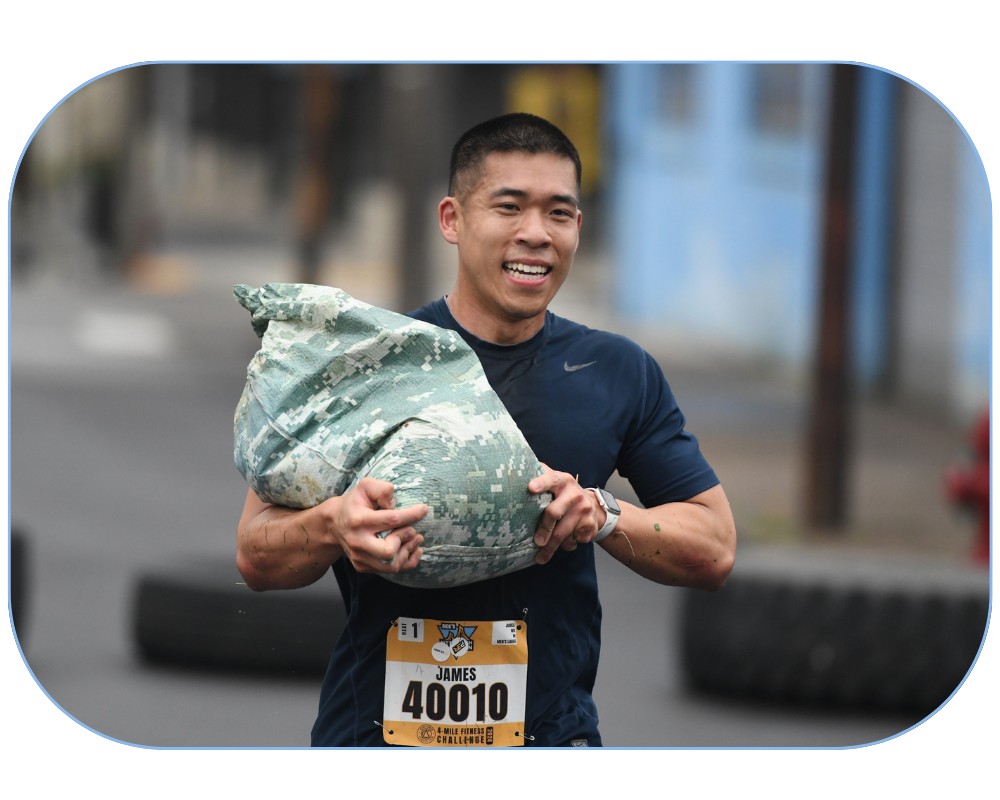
[515,210,551,248]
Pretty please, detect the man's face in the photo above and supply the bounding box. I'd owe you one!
[440,151,582,325]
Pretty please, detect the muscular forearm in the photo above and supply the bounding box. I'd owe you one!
[236,481,428,592]
[597,485,736,590]
[237,495,343,591]
[527,470,736,589]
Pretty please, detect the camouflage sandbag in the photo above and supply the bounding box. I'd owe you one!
[233,283,549,589]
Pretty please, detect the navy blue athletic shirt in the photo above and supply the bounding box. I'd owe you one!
[311,298,718,747]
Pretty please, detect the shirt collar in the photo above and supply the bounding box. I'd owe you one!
[437,297,550,360]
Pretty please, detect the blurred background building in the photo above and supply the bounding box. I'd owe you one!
[611,64,989,422]
[12,63,989,421]
[9,63,991,747]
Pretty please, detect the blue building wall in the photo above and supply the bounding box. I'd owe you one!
[607,64,990,419]
[955,130,992,416]
[850,68,897,390]
[608,63,826,365]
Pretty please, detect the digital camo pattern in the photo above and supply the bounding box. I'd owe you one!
[233,283,549,589]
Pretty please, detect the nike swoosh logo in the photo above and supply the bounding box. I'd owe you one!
[564,360,597,372]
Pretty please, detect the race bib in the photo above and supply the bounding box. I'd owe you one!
[383,617,529,747]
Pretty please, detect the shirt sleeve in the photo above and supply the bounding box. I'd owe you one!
[615,349,719,507]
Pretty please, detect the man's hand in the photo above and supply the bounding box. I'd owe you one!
[237,478,429,590]
[321,477,428,574]
[528,464,606,565]
[525,468,737,589]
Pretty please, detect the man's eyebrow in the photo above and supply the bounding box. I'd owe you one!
[489,187,580,208]
[489,187,528,199]
[551,193,580,208]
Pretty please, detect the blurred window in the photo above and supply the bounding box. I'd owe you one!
[753,64,805,136]
[189,65,299,153]
[506,66,602,196]
[658,64,696,123]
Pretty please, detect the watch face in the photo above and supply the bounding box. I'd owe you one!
[599,489,621,515]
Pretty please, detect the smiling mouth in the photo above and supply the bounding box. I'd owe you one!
[503,262,551,280]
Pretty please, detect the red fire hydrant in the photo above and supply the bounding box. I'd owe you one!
[946,409,990,565]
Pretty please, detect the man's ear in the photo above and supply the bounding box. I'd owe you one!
[438,196,461,245]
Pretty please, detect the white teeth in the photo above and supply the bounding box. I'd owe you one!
[503,262,550,276]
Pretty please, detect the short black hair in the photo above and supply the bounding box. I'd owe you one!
[448,113,582,200]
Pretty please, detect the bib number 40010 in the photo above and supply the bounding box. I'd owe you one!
[401,681,508,723]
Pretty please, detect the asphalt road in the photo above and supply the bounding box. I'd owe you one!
[10,280,923,748]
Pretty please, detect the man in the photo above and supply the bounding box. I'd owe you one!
[236,113,736,747]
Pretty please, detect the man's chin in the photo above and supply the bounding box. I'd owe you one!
[496,301,549,323]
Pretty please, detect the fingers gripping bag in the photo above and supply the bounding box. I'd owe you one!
[233,283,550,589]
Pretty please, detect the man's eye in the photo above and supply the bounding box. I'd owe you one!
[499,203,519,211]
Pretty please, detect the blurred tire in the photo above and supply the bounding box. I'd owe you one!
[132,559,346,676]
[681,547,989,716]
[10,526,29,645]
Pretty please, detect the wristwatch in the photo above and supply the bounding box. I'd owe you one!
[588,488,621,542]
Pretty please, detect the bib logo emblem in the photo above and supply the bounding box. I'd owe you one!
[438,622,477,660]
[417,724,436,744]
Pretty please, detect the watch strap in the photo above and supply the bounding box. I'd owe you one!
[589,488,620,542]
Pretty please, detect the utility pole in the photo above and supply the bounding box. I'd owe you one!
[295,65,339,284]
[805,64,860,530]
[385,64,439,312]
